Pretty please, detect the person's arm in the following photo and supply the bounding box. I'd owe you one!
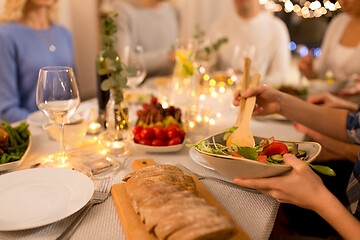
[234,154,360,239]
[0,32,29,123]
[307,92,359,112]
[295,123,359,163]
[235,86,350,142]
[262,20,291,86]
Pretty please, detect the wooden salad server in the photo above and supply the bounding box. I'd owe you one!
[227,73,260,148]
[226,57,251,147]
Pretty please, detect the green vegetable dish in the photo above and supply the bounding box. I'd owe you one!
[0,121,30,165]
[187,127,335,177]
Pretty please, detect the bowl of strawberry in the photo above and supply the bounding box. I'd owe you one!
[132,97,186,153]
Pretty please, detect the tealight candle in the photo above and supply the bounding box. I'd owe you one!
[88,122,102,134]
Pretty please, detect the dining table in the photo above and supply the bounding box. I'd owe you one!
[0,77,306,240]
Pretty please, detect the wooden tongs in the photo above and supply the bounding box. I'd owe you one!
[226,57,260,147]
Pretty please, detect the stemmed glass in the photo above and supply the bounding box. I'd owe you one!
[36,66,89,174]
[121,45,147,126]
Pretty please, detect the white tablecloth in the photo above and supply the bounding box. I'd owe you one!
[0,78,305,240]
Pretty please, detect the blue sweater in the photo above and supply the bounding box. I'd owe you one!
[0,22,74,123]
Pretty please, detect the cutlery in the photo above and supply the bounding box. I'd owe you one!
[226,57,251,147]
[56,177,113,240]
[228,73,260,147]
[176,163,260,194]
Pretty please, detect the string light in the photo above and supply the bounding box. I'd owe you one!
[260,0,341,18]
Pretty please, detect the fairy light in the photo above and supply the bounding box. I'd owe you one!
[259,0,341,18]
[216,112,222,118]
[209,119,216,125]
[203,74,210,81]
[199,94,206,101]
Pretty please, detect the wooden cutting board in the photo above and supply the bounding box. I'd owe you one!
[111,159,250,240]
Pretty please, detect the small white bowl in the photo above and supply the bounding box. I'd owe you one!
[194,132,322,180]
[0,134,32,172]
[133,142,184,153]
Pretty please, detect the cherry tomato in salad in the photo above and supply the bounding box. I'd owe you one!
[257,155,268,163]
[260,136,275,146]
[231,152,243,158]
[260,142,288,156]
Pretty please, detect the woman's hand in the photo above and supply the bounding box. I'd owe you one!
[307,92,358,112]
[338,75,360,97]
[234,154,331,210]
[232,85,283,116]
[298,54,318,80]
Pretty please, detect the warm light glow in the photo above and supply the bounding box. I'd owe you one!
[189,121,195,128]
[219,87,226,93]
[199,94,206,101]
[203,74,210,81]
[216,112,222,118]
[285,0,294,11]
[209,87,215,92]
[196,115,202,122]
[228,78,234,85]
[209,119,216,125]
[162,101,169,108]
[209,79,216,86]
[112,141,124,149]
[101,150,107,155]
[204,116,210,122]
[310,0,321,10]
[219,82,226,88]
[88,122,101,134]
[211,92,218,98]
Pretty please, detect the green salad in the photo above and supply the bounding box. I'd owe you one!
[0,121,30,165]
[187,127,335,176]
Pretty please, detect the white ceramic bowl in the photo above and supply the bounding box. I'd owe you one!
[307,79,353,96]
[133,142,184,153]
[0,134,31,172]
[194,132,322,180]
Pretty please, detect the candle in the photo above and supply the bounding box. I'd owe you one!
[88,122,102,134]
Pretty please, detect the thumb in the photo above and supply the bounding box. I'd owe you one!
[283,153,306,169]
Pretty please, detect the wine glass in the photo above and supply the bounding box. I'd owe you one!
[121,45,147,126]
[36,66,89,174]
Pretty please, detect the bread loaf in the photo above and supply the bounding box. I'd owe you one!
[123,164,236,240]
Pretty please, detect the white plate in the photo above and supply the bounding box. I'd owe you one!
[27,111,47,127]
[133,142,184,153]
[0,134,32,172]
[0,168,94,231]
[189,147,214,171]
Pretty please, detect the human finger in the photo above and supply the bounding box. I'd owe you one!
[306,93,327,104]
[283,153,308,170]
[233,177,280,190]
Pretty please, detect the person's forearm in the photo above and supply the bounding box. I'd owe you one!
[278,92,350,142]
[314,191,360,239]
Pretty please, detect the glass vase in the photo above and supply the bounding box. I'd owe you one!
[99,87,131,159]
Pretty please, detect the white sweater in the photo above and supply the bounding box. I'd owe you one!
[112,0,179,77]
[208,11,291,86]
[314,13,360,80]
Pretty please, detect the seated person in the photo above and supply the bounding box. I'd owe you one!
[232,85,360,239]
[207,0,291,87]
[112,0,179,78]
[0,0,75,123]
[298,0,360,83]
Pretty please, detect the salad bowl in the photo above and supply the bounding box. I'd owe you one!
[193,132,322,180]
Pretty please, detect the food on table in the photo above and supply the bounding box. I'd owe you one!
[122,164,237,240]
[133,97,186,146]
[0,121,30,165]
[188,127,335,176]
[278,85,307,97]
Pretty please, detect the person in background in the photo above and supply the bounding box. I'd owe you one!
[298,0,360,85]
[207,0,291,87]
[232,85,360,239]
[112,0,178,78]
[0,0,75,123]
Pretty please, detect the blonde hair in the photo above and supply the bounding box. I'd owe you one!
[0,0,58,23]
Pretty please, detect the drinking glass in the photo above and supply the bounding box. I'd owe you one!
[121,45,147,126]
[122,45,147,93]
[36,66,89,174]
